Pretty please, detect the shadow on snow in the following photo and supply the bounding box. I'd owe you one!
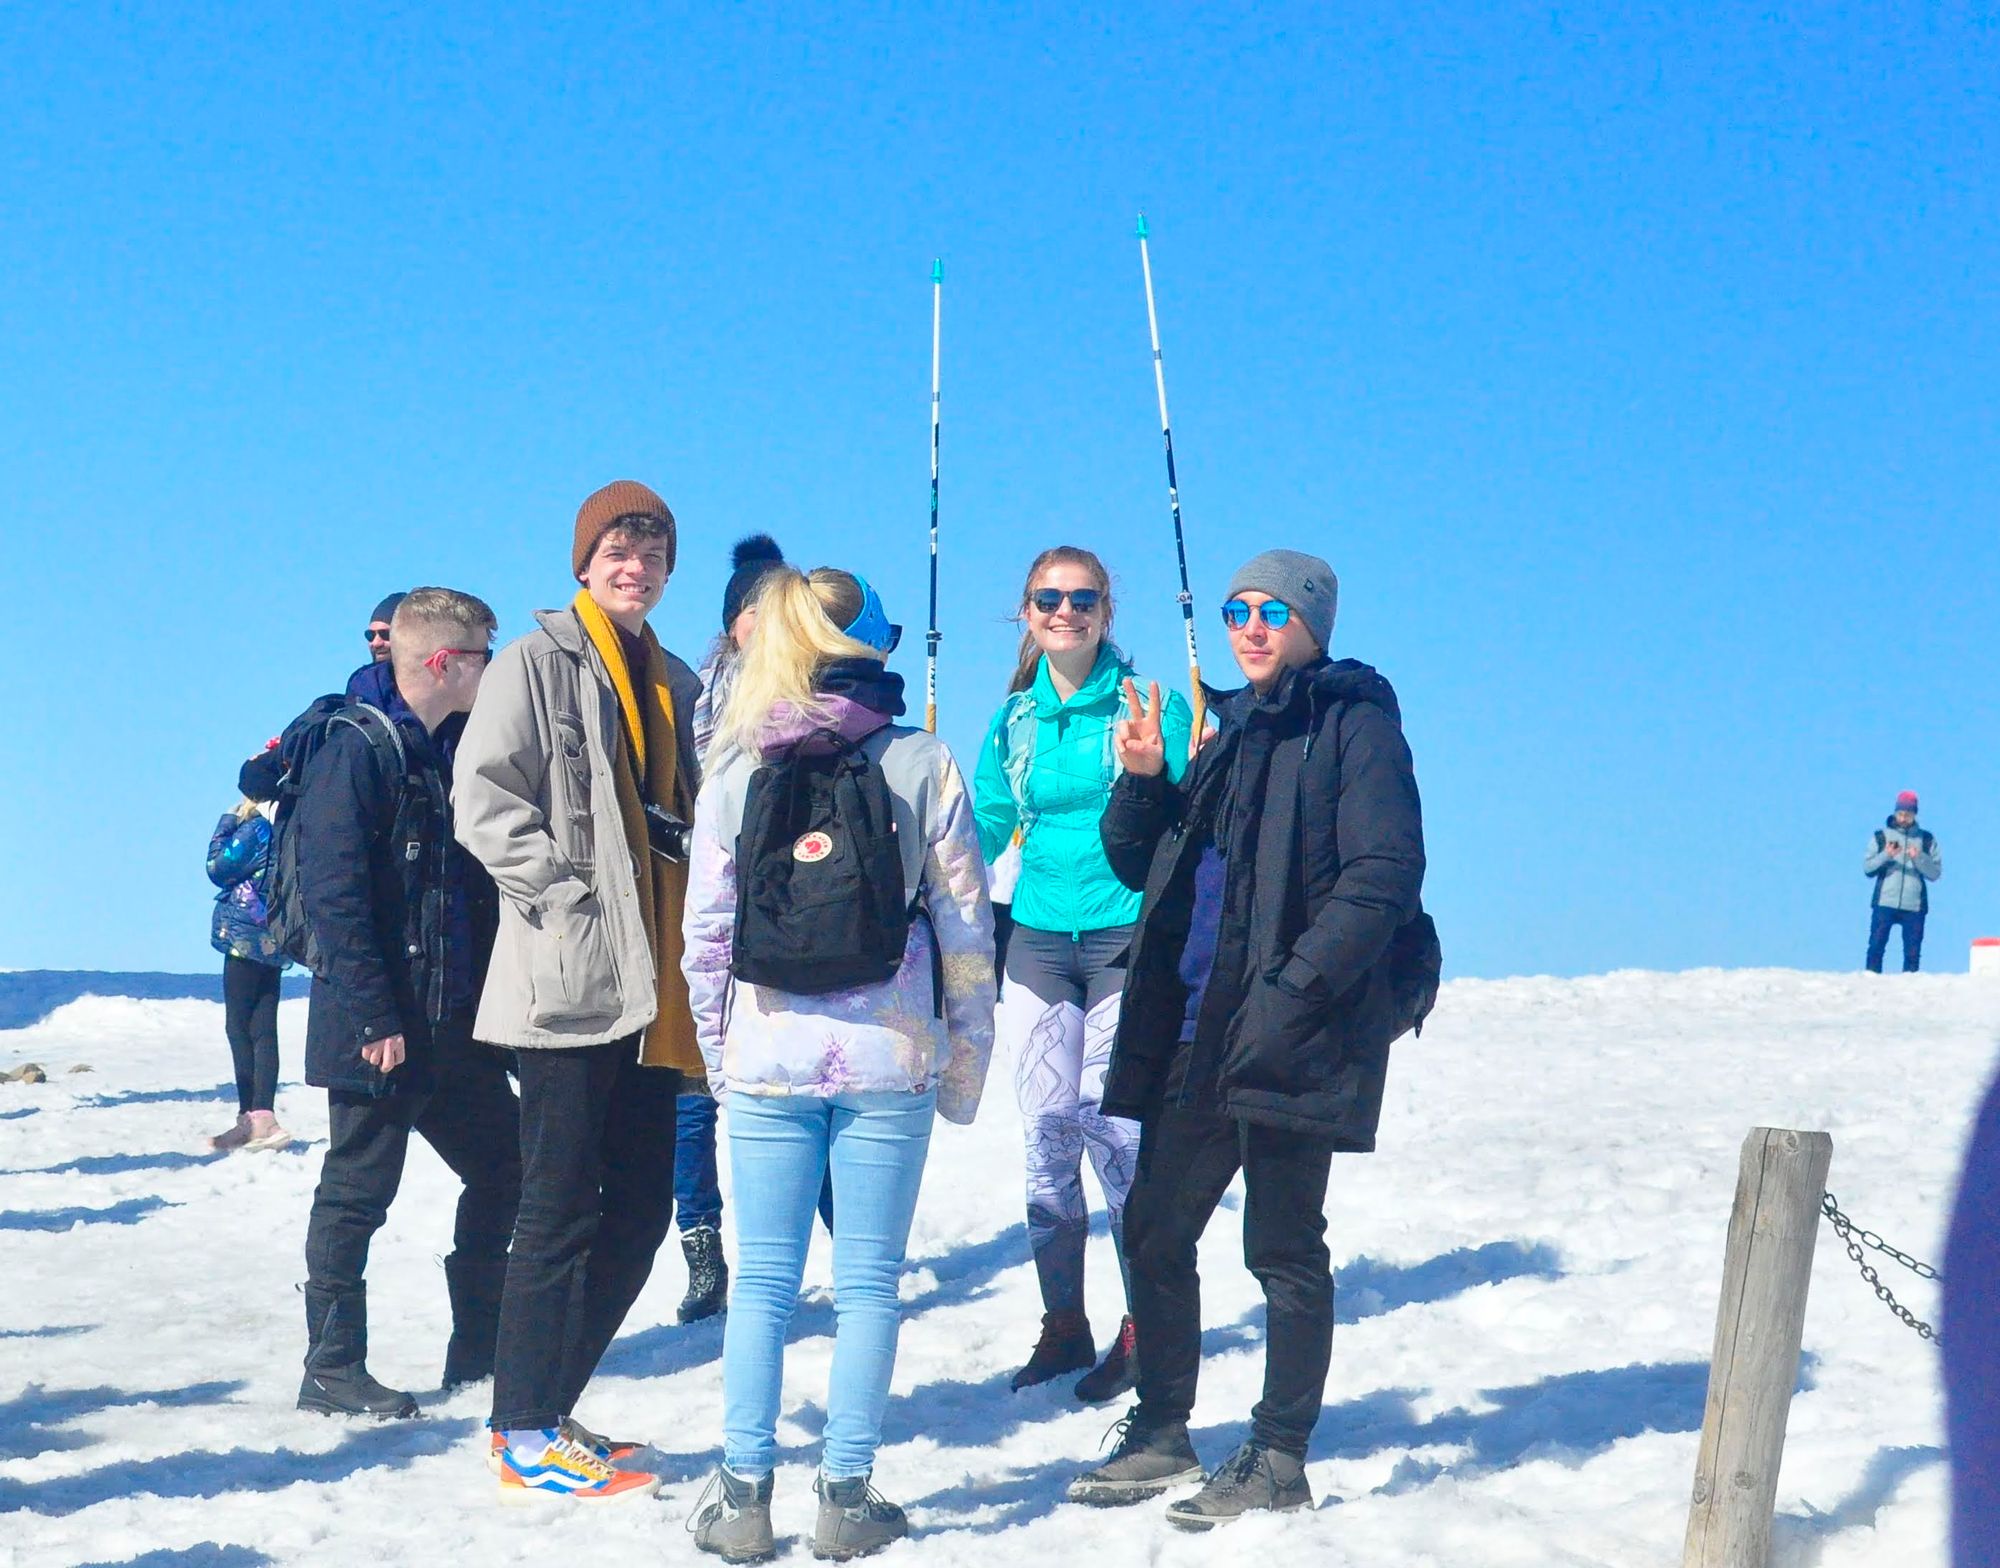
[0,1196,178,1232]
[0,1411,481,1517]
[0,1381,246,1462]
[1772,1442,1946,1565]
[72,1549,273,1568]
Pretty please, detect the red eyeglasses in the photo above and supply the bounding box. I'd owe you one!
[423,648,491,674]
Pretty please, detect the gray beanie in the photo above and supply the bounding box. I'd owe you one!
[1225,549,1338,650]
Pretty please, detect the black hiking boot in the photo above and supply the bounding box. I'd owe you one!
[1065,1412,1204,1506]
[1010,1310,1095,1391]
[1074,1314,1137,1402]
[1164,1441,1311,1530]
[812,1471,908,1560]
[678,1224,730,1324]
[299,1283,419,1419]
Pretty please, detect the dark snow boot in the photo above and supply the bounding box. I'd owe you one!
[812,1471,908,1560]
[298,1283,418,1419]
[440,1254,507,1390]
[1164,1441,1311,1530]
[1065,1413,1204,1505]
[1074,1314,1137,1402]
[1009,1309,1095,1391]
[678,1223,730,1324]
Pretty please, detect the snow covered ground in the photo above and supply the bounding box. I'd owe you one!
[0,970,1991,1568]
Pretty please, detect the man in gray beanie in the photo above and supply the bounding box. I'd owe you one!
[1068,546,1434,1529]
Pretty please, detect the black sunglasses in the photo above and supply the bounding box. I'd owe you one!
[1030,588,1103,615]
[363,628,391,643]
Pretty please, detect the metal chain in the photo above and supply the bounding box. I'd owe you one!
[1820,1190,1941,1343]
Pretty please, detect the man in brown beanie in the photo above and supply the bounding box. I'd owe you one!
[453,480,703,1501]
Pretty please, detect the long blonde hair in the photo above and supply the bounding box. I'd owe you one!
[719,566,878,754]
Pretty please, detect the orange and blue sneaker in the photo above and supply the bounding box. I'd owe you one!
[486,1418,647,1475]
[496,1428,660,1502]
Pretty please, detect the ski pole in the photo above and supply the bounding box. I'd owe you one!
[1136,214,1207,741]
[926,257,942,734]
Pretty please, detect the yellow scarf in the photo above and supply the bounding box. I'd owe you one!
[573,590,701,1072]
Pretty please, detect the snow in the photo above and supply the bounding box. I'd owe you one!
[0,971,1991,1567]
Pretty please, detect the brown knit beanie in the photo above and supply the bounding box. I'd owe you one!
[573,480,678,580]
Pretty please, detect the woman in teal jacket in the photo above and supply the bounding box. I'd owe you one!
[975,545,1193,1401]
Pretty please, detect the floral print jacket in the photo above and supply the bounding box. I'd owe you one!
[681,692,996,1125]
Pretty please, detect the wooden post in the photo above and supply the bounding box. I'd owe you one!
[1682,1127,1834,1568]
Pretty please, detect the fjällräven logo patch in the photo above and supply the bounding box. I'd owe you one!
[793,831,834,863]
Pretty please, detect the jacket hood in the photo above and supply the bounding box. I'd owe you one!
[343,659,398,708]
[759,658,906,757]
[1884,814,1922,830]
[1208,657,1403,730]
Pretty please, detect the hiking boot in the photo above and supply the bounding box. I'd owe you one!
[1009,1310,1095,1390]
[690,1464,777,1561]
[812,1471,908,1560]
[299,1283,417,1418]
[207,1113,253,1153]
[1074,1315,1137,1403]
[1065,1413,1204,1506]
[243,1110,294,1151]
[297,1362,420,1419]
[1164,1441,1311,1530]
[678,1223,730,1324]
[497,1428,661,1503]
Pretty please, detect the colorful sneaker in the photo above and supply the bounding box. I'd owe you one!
[206,1114,252,1153]
[486,1418,648,1476]
[243,1110,294,1151]
[497,1429,661,1502]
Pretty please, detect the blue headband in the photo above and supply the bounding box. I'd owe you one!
[842,576,901,655]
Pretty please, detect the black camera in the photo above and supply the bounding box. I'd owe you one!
[645,803,692,864]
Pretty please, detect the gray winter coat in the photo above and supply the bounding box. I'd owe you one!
[1864,818,1941,914]
[451,607,701,1049]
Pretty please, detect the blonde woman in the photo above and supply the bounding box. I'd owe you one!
[681,566,995,1561]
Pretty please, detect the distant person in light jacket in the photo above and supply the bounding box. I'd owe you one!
[1864,790,1941,973]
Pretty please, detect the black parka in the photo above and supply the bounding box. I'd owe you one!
[297,706,497,1096]
[1099,657,1425,1149]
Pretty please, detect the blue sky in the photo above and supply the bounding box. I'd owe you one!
[3,3,1994,978]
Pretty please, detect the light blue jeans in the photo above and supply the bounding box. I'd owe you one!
[722,1088,937,1480]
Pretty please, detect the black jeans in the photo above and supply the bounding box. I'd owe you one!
[490,1038,681,1430]
[223,954,283,1114]
[1125,1097,1336,1459]
[302,1028,522,1359]
[1867,906,1925,973]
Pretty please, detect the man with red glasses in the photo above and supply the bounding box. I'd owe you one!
[1069,548,1434,1529]
[296,587,522,1421]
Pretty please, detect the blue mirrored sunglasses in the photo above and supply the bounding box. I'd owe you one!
[1221,598,1291,630]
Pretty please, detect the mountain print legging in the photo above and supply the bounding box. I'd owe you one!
[999,922,1140,1319]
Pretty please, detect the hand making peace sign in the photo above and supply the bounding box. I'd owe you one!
[1115,678,1167,778]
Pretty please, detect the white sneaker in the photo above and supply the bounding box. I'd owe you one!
[243,1111,293,1151]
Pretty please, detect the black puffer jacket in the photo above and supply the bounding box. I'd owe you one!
[1099,657,1425,1149]
[297,705,497,1096]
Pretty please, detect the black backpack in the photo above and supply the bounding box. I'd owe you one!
[264,696,407,976]
[732,733,910,993]
[1385,908,1443,1041]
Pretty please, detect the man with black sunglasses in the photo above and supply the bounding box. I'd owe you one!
[346,591,408,704]
[1068,548,1432,1529]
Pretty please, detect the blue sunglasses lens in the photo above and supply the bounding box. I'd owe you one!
[1221,599,1291,629]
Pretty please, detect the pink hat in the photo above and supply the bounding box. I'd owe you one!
[1895,790,1919,812]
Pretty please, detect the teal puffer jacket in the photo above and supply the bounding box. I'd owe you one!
[973,644,1193,937]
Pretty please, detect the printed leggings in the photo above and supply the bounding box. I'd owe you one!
[999,922,1139,1319]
